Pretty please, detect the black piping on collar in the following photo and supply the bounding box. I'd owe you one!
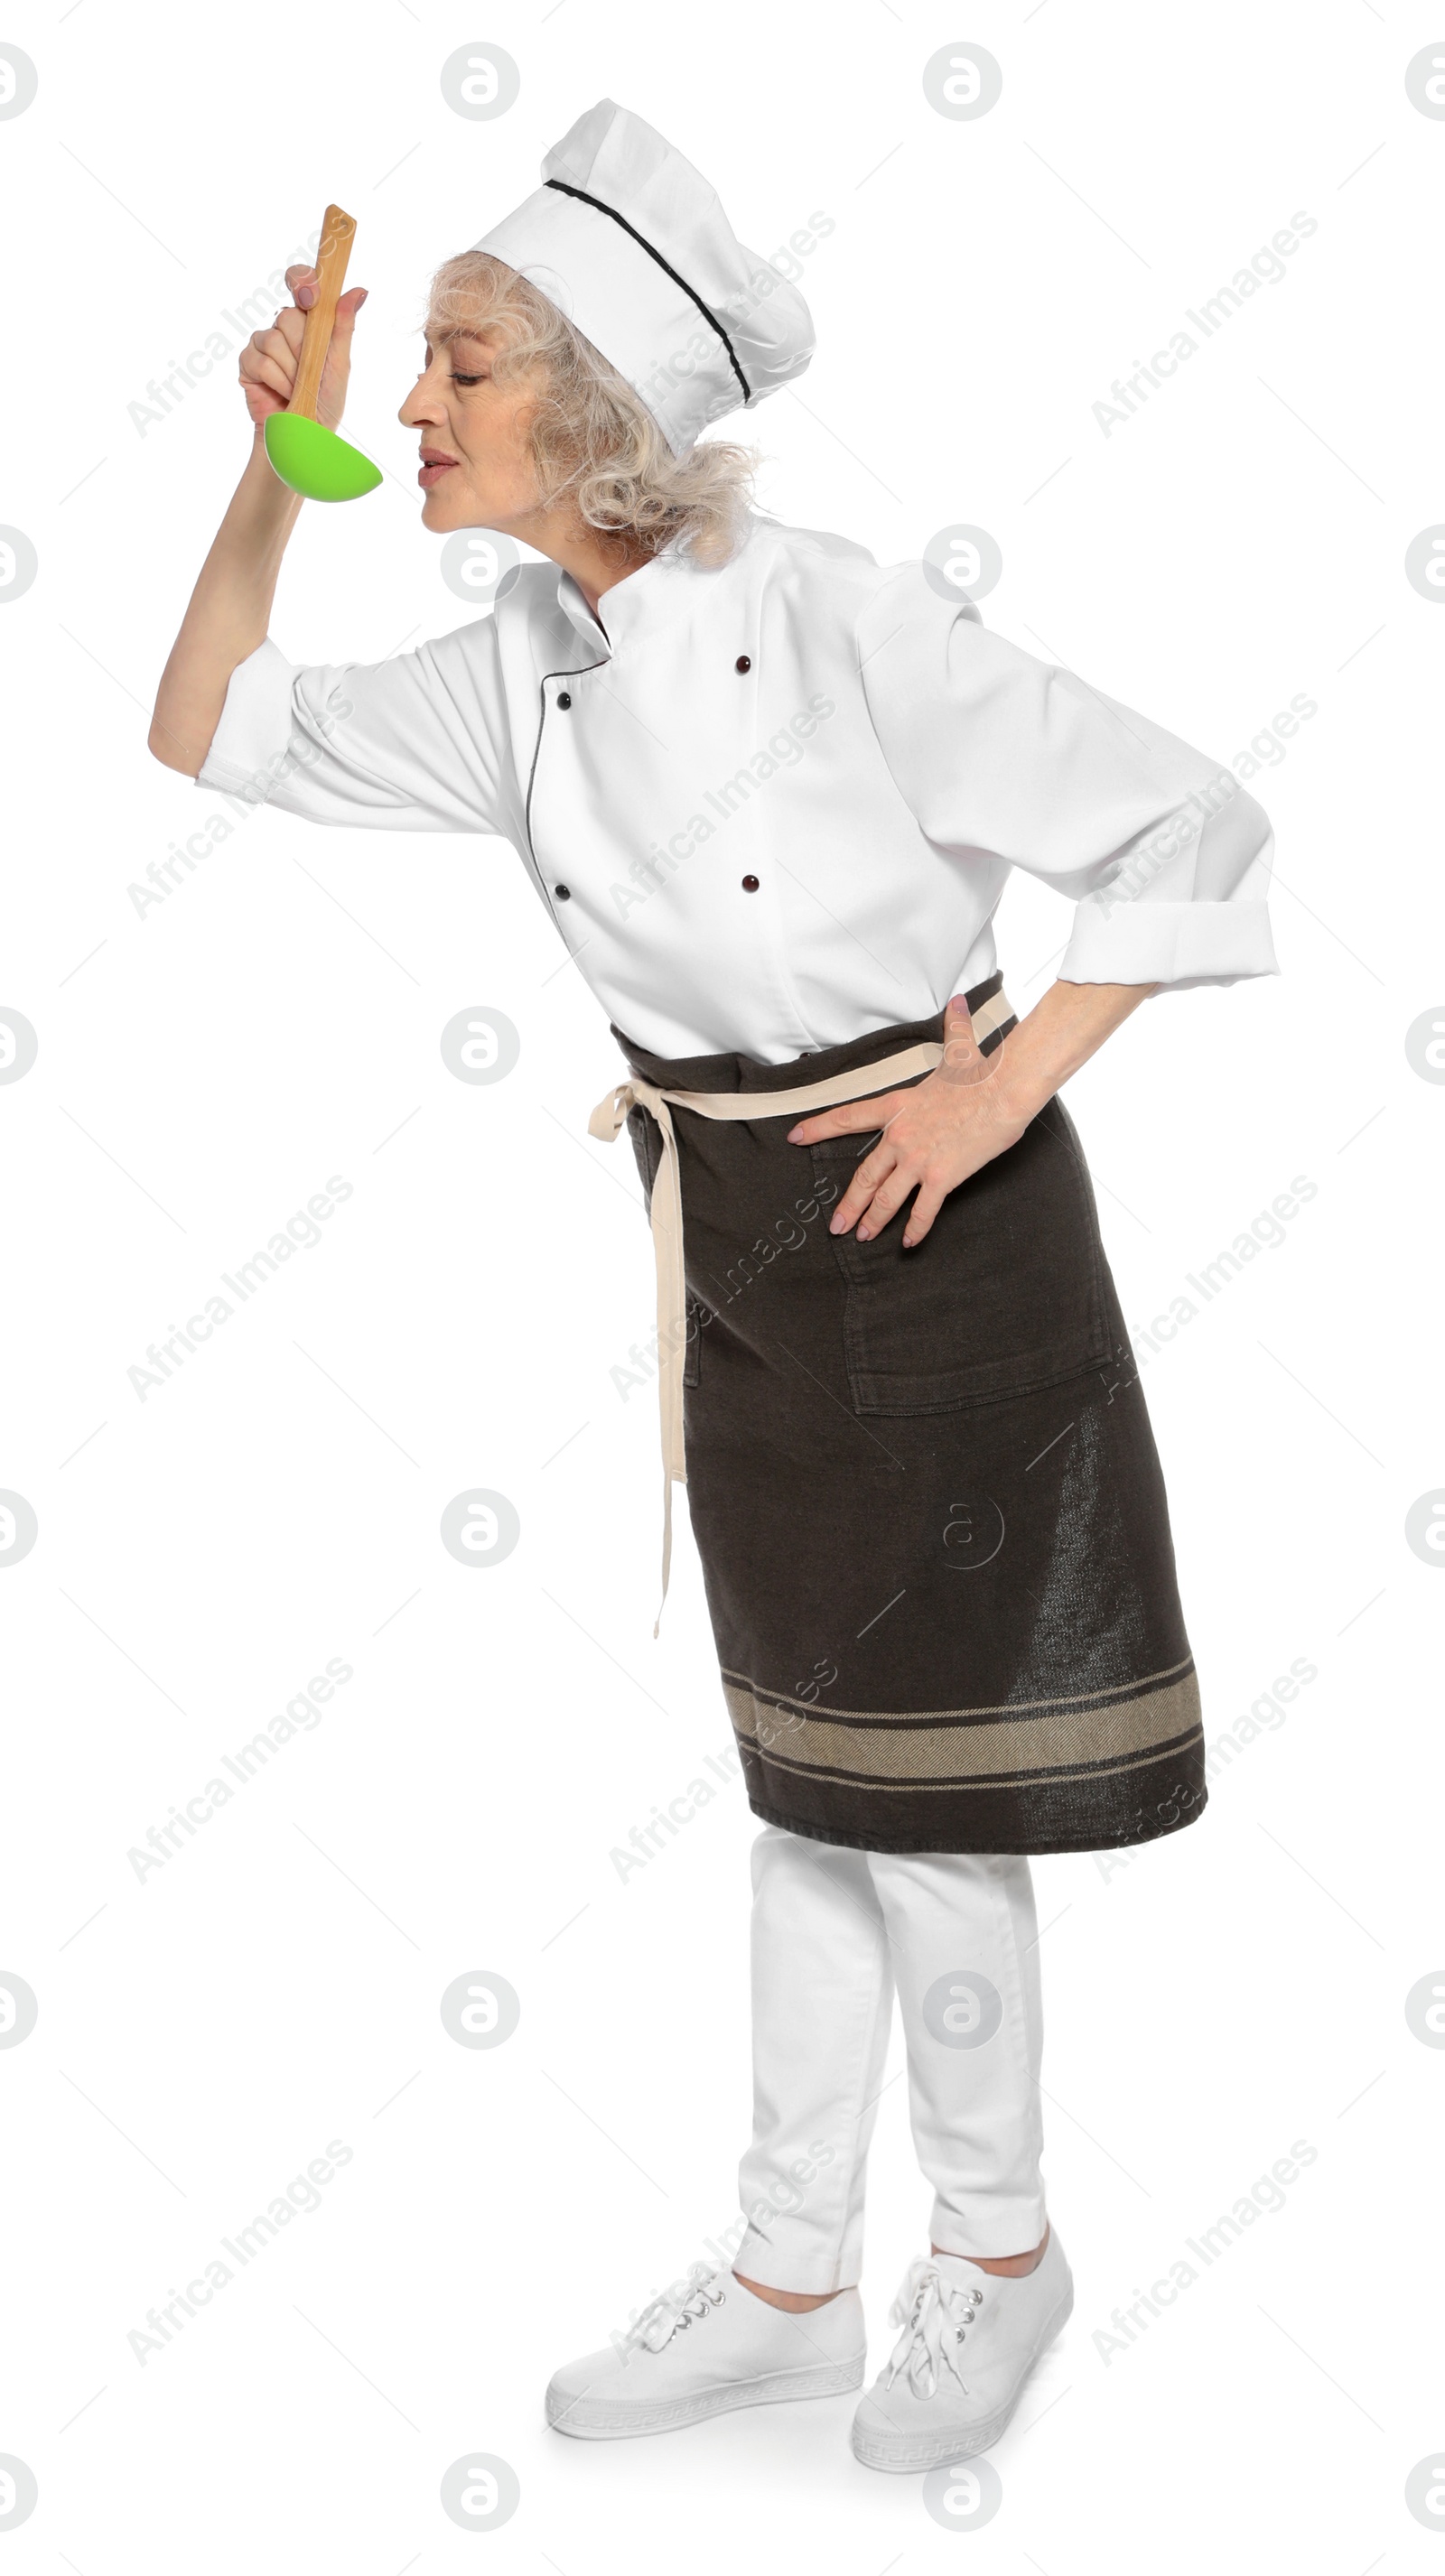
[543,176,751,405]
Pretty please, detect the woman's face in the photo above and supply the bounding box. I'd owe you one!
[398,325,546,535]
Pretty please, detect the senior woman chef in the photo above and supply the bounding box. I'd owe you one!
[151,99,1277,2476]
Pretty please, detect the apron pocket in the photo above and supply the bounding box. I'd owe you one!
[811,1096,1112,1415]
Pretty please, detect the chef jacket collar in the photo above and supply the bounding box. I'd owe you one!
[555,567,606,649]
[553,543,686,655]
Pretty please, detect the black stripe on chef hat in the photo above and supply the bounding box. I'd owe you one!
[544,176,751,405]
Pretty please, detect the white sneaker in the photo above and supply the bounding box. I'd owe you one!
[546,2263,866,2440]
[851,2233,1073,2472]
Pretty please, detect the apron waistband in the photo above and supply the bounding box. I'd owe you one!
[587,985,1017,1631]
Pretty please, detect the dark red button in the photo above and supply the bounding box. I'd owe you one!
[556,691,573,709]
[741,874,760,892]
[735,655,751,673]
[555,884,572,900]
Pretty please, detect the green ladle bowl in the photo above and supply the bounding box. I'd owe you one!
[264,410,382,503]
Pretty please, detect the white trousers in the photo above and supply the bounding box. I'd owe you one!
[734,1826,1047,2293]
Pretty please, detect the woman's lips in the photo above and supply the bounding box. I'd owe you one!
[418,456,457,488]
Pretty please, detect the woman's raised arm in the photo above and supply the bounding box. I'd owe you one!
[147,264,367,777]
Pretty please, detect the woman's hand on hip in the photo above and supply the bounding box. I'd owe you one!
[787,995,1028,1248]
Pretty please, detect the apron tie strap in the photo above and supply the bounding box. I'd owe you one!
[589,1074,687,1631]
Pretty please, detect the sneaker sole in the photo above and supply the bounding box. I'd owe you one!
[547,2353,866,2440]
[850,2283,1073,2473]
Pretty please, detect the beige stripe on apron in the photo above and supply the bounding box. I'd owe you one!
[588,987,1016,1626]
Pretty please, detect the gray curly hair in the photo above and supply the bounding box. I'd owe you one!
[426,251,758,569]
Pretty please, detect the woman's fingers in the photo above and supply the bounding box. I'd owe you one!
[239,306,306,420]
[938,992,988,1086]
[827,1137,953,1243]
[901,1180,947,1250]
[245,323,302,377]
[829,1141,898,1237]
[787,1089,904,1147]
[238,341,299,423]
[839,1147,948,1243]
[239,266,368,432]
[240,352,293,398]
[273,302,308,356]
[853,1160,921,1242]
[329,284,368,344]
[316,285,368,430]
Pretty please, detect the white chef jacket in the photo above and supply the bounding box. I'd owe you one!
[197,515,1277,1064]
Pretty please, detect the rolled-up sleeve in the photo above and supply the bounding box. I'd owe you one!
[196,620,514,835]
[859,569,1278,990]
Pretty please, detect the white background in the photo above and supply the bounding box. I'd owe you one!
[2,0,1440,2565]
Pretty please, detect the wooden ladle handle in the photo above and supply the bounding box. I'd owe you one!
[288,205,357,422]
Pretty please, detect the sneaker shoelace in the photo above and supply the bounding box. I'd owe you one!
[882,2259,984,2399]
[620,2263,727,2361]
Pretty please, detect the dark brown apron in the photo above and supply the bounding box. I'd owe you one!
[611,975,1206,1857]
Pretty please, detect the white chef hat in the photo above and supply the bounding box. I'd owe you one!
[474,98,815,456]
